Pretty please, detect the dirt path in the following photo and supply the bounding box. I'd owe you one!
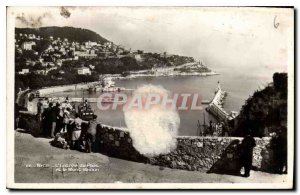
[14,130,287,184]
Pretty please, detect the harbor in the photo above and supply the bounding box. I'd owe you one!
[22,78,241,136]
[21,74,254,136]
[87,77,134,93]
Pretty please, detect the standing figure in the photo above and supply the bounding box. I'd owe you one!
[61,107,71,133]
[277,129,287,174]
[36,99,44,135]
[49,103,60,138]
[37,99,43,121]
[240,131,256,177]
[270,128,287,174]
[56,103,64,134]
[209,120,213,136]
[222,121,229,137]
[15,103,20,130]
[42,102,52,137]
[69,113,88,150]
[86,114,98,153]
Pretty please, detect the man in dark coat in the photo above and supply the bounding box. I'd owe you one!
[240,131,256,177]
[277,129,287,174]
[49,103,60,138]
[42,102,52,137]
[271,128,287,174]
[209,120,213,135]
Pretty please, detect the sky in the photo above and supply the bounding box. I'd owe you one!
[9,6,293,77]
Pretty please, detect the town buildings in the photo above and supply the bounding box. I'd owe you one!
[76,67,92,75]
[15,32,171,76]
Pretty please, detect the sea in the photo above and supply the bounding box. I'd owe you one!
[47,63,276,136]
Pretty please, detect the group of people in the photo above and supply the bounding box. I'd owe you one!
[199,120,230,136]
[38,99,98,153]
[39,101,71,138]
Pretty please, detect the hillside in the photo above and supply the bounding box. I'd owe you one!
[232,73,287,137]
[14,26,213,91]
[15,26,108,44]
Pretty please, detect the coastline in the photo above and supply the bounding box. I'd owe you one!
[17,69,219,112]
[26,71,219,96]
[121,71,219,79]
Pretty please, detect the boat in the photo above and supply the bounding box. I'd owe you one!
[87,84,97,93]
[78,103,95,121]
[101,87,126,92]
[103,77,116,88]
[88,87,96,93]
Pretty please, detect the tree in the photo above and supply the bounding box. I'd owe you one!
[28,74,46,89]
[35,39,51,53]
[22,50,39,61]
[120,56,139,71]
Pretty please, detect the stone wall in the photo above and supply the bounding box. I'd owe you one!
[18,111,42,136]
[37,82,98,96]
[95,124,272,173]
[96,124,149,163]
[18,112,273,173]
[149,136,271,173]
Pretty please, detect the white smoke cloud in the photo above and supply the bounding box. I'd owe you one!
[123,84,180,157]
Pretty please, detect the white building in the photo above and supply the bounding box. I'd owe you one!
[59,70,65,74]
[134,54,143,62]
[56,59,63,66]
[77,67,91,75]
[89,64,95,70]
[74,50,97,59]
[21,41,36,50]
[18,69,30,75]
[73,55,79,60]
[34,70,46,75]
[28,34,36,39]
[85,41,98,48]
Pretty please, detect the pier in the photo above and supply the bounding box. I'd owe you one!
[206,82,230,121]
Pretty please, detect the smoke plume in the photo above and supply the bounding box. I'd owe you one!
[123,84,180,157]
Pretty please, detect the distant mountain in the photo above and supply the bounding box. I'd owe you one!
[15,26,108,44]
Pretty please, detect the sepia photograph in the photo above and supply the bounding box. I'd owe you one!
[6,6,294,189]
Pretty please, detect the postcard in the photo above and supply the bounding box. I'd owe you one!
[6,6,294,189]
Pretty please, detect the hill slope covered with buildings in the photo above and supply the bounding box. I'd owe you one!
[15,26,213,92]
